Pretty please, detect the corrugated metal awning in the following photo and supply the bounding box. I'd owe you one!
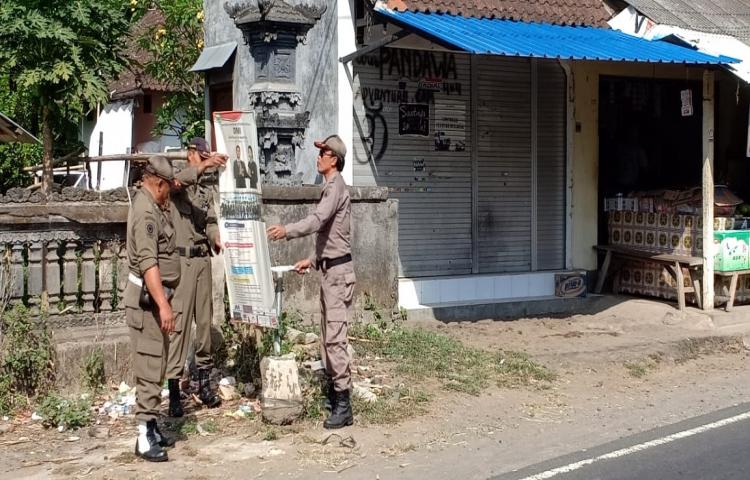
[0,112,39,144]
[375,9,739,64]
[190,42,237,72]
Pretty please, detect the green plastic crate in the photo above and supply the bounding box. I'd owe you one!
[714,230,750,272]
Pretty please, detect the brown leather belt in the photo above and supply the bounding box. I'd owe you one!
[320,253,352,270]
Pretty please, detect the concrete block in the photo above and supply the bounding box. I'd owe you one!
[260,354,303,425]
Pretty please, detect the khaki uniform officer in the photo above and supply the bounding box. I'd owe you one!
[166,137,226,416]
[125,156,179,462]
[267,134,355,430]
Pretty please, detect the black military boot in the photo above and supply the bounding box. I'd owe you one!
[324,390,353,429]
[150,419,176,448]
[198,368,221,408]
[134,420,168,462]
[322,380,335,412]
[168,378,183,418]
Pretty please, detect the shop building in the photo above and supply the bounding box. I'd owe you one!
[199,0,743,315]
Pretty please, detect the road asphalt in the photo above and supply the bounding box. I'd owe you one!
[495,403,750,480]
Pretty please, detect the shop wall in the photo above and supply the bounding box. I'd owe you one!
[352,46,566,278]
[351,47,474,277]
[204,0,338,184]
[570,61,711,271]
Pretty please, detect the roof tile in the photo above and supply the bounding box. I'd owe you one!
[384,0,612,26]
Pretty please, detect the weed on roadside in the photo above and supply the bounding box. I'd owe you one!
[36,393,91,430]
[0,305,55,414]
[178,418,219,436]
[353,387,430,425]
[496,350,557,388]
[264,427,279,441]
[674,336,742,364]
[624,358,659,378]
[178,419,198,435]
[82,347,105,392]
[350,323,555,395]
[302,380,325,421]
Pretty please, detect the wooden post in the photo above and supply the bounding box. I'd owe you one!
[702,70,715,311]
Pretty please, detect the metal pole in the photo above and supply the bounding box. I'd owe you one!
[273,270,283,356]
[96,131,103,190]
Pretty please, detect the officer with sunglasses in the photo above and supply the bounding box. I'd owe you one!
[267,134,356,429]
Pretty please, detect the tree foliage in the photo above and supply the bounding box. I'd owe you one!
[0,1,135,193]
[0,75,41,191]
[135,0,205,144]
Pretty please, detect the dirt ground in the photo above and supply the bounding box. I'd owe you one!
[3,296,750,480]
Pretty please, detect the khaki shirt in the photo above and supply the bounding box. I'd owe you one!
[286,171,351,265]
[173,166,219,248]
[126,187,180,288]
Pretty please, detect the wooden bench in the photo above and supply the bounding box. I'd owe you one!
[594,245,704,311]
[715,269,750,312]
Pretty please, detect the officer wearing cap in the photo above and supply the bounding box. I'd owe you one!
[125,155,179,461]
[165,138,226,416]
[267,134,355,429]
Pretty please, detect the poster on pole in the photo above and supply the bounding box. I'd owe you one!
[213,111,277,328]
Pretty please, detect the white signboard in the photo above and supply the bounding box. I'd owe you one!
[213,111,277,328]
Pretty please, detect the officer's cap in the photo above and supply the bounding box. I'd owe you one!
[315,134,347,172]
[188,137,210,158]
[144,155,174,182]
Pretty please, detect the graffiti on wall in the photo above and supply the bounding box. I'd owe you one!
[355,48,458,81]
[355,48,466,164]
[360,96,389,163]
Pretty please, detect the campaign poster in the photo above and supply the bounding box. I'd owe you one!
[213,111,277,328]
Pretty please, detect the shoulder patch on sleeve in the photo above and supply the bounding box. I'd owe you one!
[146,223,155,237]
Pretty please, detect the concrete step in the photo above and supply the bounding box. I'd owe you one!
[404,295,609,322]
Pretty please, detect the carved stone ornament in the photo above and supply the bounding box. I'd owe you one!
[228,0,325,185]
[226,0,326,25]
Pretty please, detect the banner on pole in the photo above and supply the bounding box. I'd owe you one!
[213,111,277,328]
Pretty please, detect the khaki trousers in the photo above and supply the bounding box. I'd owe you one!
[127,305,170,422]
[167,255,213,378]
[319,262,356,392]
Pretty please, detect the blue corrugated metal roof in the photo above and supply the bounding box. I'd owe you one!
[376,9,739,64]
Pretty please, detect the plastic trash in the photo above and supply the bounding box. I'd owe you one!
[219,376,237,386]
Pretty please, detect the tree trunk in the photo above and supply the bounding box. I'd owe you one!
[41,104,53,196]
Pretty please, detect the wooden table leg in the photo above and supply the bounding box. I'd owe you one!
[595,250,612,294]
[726,272,739,312]
[691,269,702,310]
[673,261,686,311]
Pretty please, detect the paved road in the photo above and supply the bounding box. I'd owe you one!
[494,403,750,480]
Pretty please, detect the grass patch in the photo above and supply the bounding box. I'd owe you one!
[624,361,649,378]
[353,387,430,425]
[350,323,555,396]
[177,419,218,436]
[0,304,55,415]
[263,427,279,441]
[624,354,662,378]
[178,420,198,435]
[496,350,557,388]
[674,336,742,364]
[82,347,105,392]
[302,380,325,421]
[36,393,91,430]
[201,419,218,433]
